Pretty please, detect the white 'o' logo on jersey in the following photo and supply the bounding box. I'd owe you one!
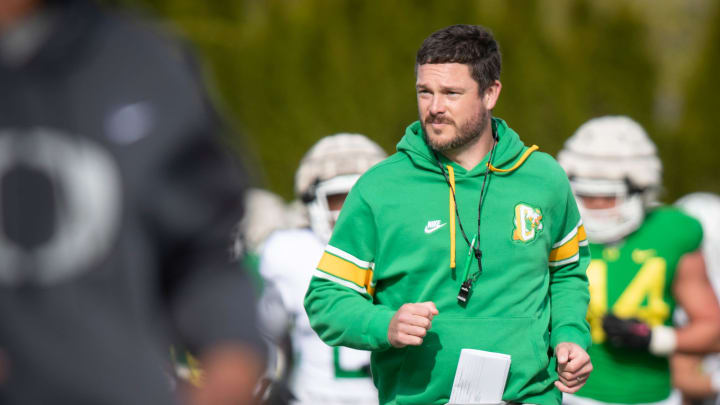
[0,128,122,286]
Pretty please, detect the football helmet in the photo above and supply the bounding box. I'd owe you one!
[294,133,386,242]
[558,116,662,243]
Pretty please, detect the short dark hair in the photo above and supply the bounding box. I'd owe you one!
[416,24,501,92]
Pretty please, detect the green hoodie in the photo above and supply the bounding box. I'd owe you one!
[305,118,591,404]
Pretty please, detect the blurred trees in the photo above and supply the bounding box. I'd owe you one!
[104,0,718,201]
[674,3,720,198]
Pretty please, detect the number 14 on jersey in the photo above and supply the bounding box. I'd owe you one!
[586,257,670,343]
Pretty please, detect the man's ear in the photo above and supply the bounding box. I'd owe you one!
[483,80,502,110]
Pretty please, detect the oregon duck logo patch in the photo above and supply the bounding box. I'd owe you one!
[512,203,543,242]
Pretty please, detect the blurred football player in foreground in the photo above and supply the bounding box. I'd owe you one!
[0,0,264,404]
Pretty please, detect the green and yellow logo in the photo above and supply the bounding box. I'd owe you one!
[512,203,543,242]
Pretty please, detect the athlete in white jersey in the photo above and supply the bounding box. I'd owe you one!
[259,133,387,405]
[672,193,720,405]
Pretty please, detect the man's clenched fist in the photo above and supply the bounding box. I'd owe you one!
[554,342,592,394]
[388,302,438,348]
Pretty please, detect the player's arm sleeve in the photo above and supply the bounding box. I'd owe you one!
[304,184,395,351]
[678,214,704,254]
[548,183,591,350]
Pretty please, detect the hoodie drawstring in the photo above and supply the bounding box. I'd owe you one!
[488,145,539,173]
[447,165,456,268]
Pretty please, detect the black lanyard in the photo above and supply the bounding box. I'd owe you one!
[433,134,497,304]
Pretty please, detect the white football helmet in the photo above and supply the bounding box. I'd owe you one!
[294,133,386,243]
[558,116,662,243]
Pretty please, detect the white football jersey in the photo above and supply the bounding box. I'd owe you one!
[259,228,378,405]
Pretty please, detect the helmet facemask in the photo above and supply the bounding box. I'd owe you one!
[570,177,645,244]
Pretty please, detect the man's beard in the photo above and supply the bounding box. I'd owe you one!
[422,109,490,152]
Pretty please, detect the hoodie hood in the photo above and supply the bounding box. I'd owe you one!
[397,117,534,177]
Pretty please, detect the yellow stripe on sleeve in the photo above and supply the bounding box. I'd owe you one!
[578,224,587,242]
[549,233,580,262]
[317,252,374,291]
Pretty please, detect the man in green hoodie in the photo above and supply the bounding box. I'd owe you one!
[304,24,592,404]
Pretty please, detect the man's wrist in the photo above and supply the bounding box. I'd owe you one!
[551,328,589,351]
[368,308,396,350]
[649,325,676,356]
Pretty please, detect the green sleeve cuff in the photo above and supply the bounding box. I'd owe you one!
[551,326,591,351]
[365,308,395,351]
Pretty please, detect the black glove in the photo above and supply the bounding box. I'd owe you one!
[602,313,652,350]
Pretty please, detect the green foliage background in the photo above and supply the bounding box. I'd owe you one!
[105,0,719,202]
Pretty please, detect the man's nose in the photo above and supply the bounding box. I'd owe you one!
[429,95,446,115]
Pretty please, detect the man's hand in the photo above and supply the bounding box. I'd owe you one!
[188,344,264,405]
[554,342,592,394]
[387,302,438,348]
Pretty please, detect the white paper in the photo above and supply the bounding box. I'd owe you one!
[445,348,511,405]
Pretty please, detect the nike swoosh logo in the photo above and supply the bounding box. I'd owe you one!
[424,222,447,234]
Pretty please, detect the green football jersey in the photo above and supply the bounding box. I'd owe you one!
[575,207,702,403]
